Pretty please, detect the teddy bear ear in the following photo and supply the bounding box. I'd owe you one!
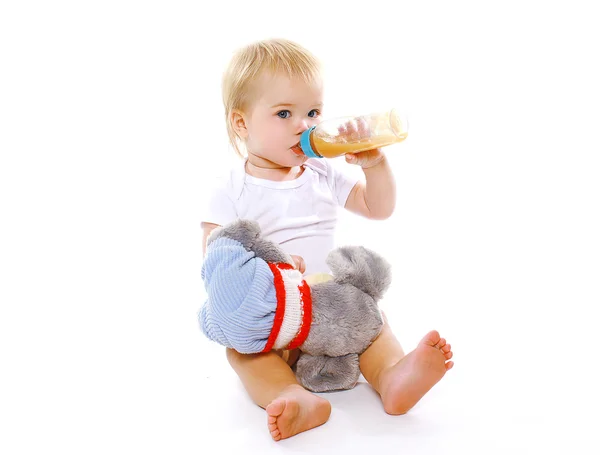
[252,237,294,265]
[207,219,262,250]
[208,219,293,266]
[326,246,392,300]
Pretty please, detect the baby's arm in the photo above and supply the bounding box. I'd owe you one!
[344,149,396,220]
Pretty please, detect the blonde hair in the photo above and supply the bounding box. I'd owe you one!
[222,38,322,157]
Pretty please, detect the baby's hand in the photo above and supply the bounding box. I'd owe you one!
[337,118,385,169]
[345,148,385,169]
[290,255,306,274]
[337,117,370,142]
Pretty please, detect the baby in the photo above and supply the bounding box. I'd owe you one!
[201,38,454,441]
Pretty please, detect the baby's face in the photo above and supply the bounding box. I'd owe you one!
[243,72,323,167]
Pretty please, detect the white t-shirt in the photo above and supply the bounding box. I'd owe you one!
[201,158,360,275]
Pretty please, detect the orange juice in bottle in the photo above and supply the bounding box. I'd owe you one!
[295,109,408,158]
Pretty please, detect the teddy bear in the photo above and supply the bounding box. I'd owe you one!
[199,219,392,392]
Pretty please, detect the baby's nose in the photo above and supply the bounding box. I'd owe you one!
[296,119,309,134]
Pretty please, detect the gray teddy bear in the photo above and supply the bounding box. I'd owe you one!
[199,219,392,392]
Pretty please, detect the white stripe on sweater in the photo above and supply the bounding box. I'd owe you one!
[273,267,304,350]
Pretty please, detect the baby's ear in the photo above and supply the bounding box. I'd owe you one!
[230,109,248,139]
[326,246,392,301]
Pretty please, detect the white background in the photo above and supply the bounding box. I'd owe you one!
[1,1,599,454]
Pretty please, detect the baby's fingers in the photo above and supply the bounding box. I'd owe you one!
[290,255,306,274]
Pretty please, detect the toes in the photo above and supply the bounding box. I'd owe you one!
[435,338,446,349]
[268,411,281,439]
[441,343,451,354]
[444,351,453,360]
[266,399,286,418]
[445,361,454,370]
[268,414,280,440]
[267,401,285,441]
[422,330,441,347]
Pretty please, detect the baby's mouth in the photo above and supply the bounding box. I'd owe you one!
[291,144,305,157]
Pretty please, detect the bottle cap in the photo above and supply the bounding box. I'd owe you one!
[299,126,321,158]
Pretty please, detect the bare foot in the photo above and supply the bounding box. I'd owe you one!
[266,385,331,441]
[379,330,454,415]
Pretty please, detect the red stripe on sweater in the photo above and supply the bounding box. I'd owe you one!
[286,279,313,350]
[262,263,287,353]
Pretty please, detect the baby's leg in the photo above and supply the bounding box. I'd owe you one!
[226,348,331,441]
[359,313,454,415]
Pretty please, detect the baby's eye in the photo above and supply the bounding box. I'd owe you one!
[277,110,291,119]
[308,109,320,118]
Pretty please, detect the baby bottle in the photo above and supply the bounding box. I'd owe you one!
[294,109,408,158]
